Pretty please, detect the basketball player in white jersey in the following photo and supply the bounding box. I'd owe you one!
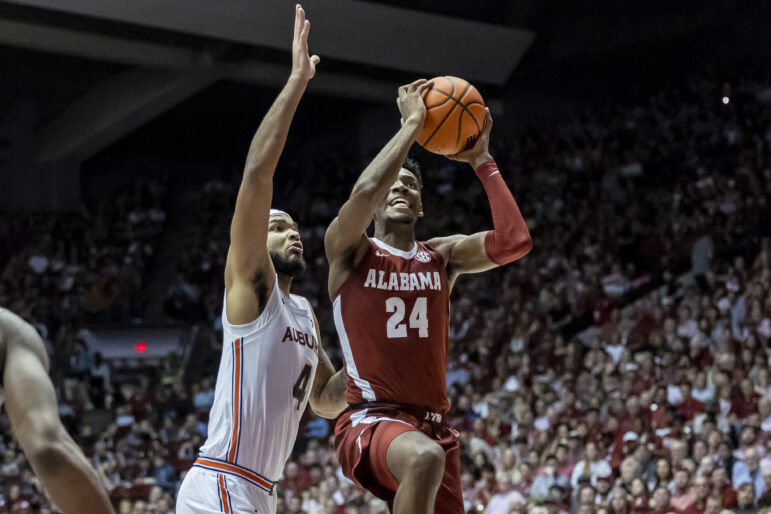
[176,5,347,513]
[0,308,114,514]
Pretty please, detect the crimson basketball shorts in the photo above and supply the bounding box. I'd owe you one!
[334,404,463,513]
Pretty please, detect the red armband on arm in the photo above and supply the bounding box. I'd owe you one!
[475,160,532,265]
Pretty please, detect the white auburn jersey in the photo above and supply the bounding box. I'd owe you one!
[197,275,319,483]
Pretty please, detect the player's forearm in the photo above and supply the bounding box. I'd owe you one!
[24,431,113,514]
[310,368,348,419]
[350,116,422,203]
[475,159,532,264]
[242,75,309,181]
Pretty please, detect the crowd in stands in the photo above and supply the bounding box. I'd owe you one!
[0,72,770,513]
[0,178,168,511]
[0,177,166,327]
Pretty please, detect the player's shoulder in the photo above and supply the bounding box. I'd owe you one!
[0,309,41,346]
[289,292,310,308]
[425,234,464,249]
[222,273,282,330]
[424,236,460,264]
[0,309,47,369]
[288,293,316,317]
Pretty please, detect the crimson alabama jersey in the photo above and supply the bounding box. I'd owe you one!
[333,237,450,413]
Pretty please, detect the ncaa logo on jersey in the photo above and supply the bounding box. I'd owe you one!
[416,250,432,263]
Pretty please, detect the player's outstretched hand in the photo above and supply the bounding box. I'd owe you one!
[291,4,320,81]
[397,79,432,129]
[448,107,494,169]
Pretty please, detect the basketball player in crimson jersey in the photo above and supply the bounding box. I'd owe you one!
[326,80,532,513]
[176,6,346,513]
[0,308,114,514]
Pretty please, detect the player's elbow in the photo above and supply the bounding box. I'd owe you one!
[238,167,276,198]
[310,407,341,420]
[515,233,533,258]
[350,179,381,201]
[502,229,532,262]
[22,418,70,469]
[309,398,346,419]
[487,230,533,265]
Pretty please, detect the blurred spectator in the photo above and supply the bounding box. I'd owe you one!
[572,443,613,488]
[670,468,697,511]
[484,473,526,514]
[735,481,757,514]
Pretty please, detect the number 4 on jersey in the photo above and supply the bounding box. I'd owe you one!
[386,297,428,338]
[292,364,312,410]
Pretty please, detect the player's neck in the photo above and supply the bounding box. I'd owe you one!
[277,275,293,296]
[374,224,416,252]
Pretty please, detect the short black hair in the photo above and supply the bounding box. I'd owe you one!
[402,157,423,188]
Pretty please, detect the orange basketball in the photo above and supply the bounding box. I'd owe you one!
[418,76,486,155]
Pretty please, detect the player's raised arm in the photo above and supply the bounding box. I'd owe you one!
[429,109,532,286]
[0,310,114,514]
[225,5,320,324]
[324,80,432,267]
[307,308,347,419]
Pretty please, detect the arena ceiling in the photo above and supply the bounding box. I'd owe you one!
[0,0,534,164]
[0,0,769,172]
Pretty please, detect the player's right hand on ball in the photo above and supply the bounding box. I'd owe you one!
[397,79,433,128]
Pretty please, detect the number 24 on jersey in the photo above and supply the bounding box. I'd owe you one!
[386,297,428,339]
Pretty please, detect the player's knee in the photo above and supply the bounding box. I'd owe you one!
[406,442,445,481]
